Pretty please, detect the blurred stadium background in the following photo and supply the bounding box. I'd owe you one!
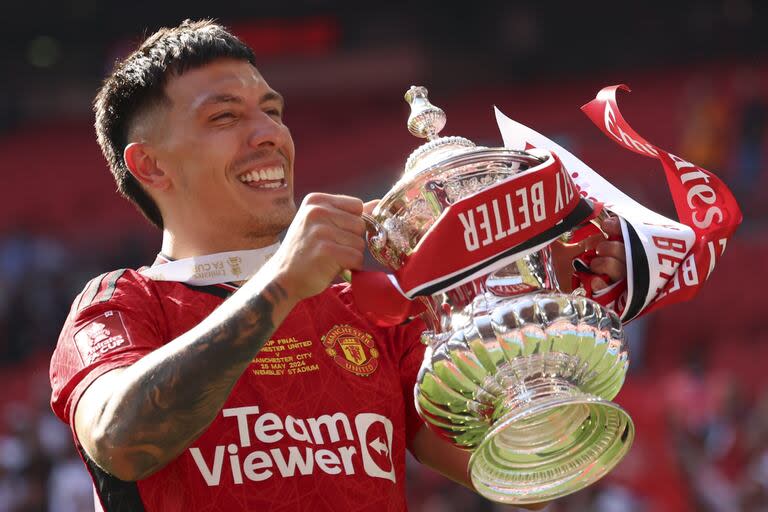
[1,1,767,510]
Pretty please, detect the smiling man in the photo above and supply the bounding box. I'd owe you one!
[49,19,623,511]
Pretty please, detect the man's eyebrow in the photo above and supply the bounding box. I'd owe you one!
[193,91,284,110]
[261,91,285,108]
[194,93,244,110]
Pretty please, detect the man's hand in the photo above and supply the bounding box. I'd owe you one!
[583,216,626,292]
[550,216,627,293]
[270,193,366,301]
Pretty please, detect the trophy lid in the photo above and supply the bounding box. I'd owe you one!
[404,86,477,175]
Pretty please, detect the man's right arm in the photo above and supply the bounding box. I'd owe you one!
[74,193,366,481]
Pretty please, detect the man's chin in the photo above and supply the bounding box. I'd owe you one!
[246,207,295,240]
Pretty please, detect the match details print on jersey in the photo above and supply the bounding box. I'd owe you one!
[252,336,320,377]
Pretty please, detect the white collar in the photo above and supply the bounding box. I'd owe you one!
[140,243,280,286]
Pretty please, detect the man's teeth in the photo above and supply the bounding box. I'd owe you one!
[239,166,285,186]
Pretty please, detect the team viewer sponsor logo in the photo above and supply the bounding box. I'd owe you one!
[189,406,396,486]
[322,325,379,376]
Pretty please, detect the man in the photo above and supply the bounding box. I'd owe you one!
[49,20,626,511]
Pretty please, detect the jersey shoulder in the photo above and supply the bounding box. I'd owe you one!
[70,267,157,315]
[51,269,163,424]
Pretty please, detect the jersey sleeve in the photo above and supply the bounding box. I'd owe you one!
[392,318,428,451]
[49,269,165,428]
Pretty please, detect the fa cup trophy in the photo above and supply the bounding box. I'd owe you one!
[365,87,634,504]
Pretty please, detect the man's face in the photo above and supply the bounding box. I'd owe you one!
[151,58,296,242]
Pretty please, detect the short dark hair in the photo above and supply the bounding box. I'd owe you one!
[94,19,257,228]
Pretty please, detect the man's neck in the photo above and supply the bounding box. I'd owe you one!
[160,229,280,260]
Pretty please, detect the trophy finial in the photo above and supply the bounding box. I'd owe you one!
[405,86,446,140]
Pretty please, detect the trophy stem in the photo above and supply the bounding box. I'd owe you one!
[469,374,634,504]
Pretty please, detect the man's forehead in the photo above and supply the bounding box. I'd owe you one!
[165,60,278,107]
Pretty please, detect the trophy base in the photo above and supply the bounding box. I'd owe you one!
[468,375,634,504]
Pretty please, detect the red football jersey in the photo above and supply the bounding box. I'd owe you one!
[50,269,427,511]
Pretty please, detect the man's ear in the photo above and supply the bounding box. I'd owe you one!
[124,142,170,190]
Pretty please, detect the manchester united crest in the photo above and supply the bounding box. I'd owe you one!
[322,324,379,376]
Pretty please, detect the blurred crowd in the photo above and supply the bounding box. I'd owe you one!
[665,364,768,511]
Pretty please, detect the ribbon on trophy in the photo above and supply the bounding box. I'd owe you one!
[497,84,742,321]
[352,153,598,326]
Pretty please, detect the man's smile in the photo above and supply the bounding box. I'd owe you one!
[237,164,287,189]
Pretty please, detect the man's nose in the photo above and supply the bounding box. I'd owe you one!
[247,113,285,149]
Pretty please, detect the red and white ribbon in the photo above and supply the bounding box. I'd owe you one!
[581,85,741,318]
[496,84,742,321]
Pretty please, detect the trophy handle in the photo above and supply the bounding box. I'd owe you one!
[362,213,387,251]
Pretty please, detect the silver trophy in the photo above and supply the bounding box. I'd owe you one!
[366,87,634,504]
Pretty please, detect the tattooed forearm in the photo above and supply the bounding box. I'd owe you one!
[92,281,292,480]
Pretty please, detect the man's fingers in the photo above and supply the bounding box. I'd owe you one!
[579,217,623,252]
[330,210,366,235]
[363,199,380,215]
[333,244,365,270]
[304,192,364,215]
[591,276,609,292]
[301,193,367,233]
[601,216,622,238]
[578,232,605,252]
[589,256,626,283]
[595,240,626,262]
[304,205,365,235]
[331,228,367,253]
[584,217,626,290]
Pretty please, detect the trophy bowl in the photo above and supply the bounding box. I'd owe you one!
[366,86,634,503]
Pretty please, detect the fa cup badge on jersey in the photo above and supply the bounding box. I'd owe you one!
[364,86,634,504]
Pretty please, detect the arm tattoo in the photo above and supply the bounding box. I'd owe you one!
[99,281,289,479]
